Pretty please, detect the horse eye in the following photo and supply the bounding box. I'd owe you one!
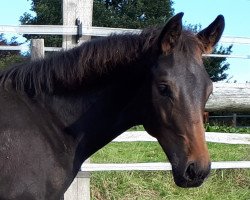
[158,84,172,97]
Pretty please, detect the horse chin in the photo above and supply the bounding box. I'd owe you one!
[171,163,211,188]
[173,176,205,188]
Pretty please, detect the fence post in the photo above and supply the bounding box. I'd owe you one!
[31,39,44,60]
[63,1,93,199]
[233,113,237,127]
[62,0,93,49]
[81,0,93,42]
[64,159,90,200]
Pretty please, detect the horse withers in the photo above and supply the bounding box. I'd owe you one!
[0,13,224,199]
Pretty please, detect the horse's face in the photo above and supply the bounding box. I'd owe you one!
[144,13,224,188]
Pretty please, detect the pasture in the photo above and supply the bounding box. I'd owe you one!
[90,126,250,200]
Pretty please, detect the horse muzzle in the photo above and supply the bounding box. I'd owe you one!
[172,161,211,188]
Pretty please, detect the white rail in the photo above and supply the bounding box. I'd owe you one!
[1,45,249,59]
[1,25,250,44]
[80,161,250,172]
[112,131,250,144]
[79,131,250,173]
[1,25,250,59]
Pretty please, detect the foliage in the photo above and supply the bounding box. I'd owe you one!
[0,34,26,69]
[205,124,250,133]
[187,24,232,82]
[207,111,250,127]
[19,0,62,47]
[204,45,233,82]
[93,0,174,28]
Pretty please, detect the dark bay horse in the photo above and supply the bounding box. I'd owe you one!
[0,13,224,199]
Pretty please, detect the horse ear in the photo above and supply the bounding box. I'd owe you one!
[197,15,225,53]
[158,12,184,54]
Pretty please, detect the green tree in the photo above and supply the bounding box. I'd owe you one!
[0,34,26,69]
[93,0,174,28]
[204,45,232,82]
[20,0,62,47]
[187,24,232,82]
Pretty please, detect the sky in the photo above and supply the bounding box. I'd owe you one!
[0,0,249,82]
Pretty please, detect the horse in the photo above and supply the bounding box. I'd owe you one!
[0,12,224,199]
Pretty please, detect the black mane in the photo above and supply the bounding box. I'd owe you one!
[0,28,202,95]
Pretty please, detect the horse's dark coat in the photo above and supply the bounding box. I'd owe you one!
[0,13,224,199]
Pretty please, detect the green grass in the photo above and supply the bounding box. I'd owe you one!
[91,170,250,200]
[89,126,250,199]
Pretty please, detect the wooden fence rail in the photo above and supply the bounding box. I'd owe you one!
[206,83,250,112]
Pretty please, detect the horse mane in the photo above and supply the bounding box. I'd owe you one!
[0,27,203,95]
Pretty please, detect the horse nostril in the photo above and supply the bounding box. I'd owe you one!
[185,162,197,181]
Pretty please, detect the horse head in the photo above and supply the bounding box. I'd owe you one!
[144,13,224,187]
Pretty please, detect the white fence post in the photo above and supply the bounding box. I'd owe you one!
[81,0,93,43]
[62,0,93,49]
[31,39,44,60]
[64,159,90,200]
[62,0,77,49]
[63,1,93,199]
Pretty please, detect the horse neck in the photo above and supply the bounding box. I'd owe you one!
[32,33,155,170]
[44,61,150,169]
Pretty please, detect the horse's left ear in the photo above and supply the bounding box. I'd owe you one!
[158,12,184,54]
[197,15,225,53]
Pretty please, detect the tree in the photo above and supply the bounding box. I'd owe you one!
[20,0,62,47]
[204,45,232,82]
[0,34,26,69]
[93,0,174,28]
[187,24,232,82]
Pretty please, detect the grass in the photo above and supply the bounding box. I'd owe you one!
[89,126,250,200]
